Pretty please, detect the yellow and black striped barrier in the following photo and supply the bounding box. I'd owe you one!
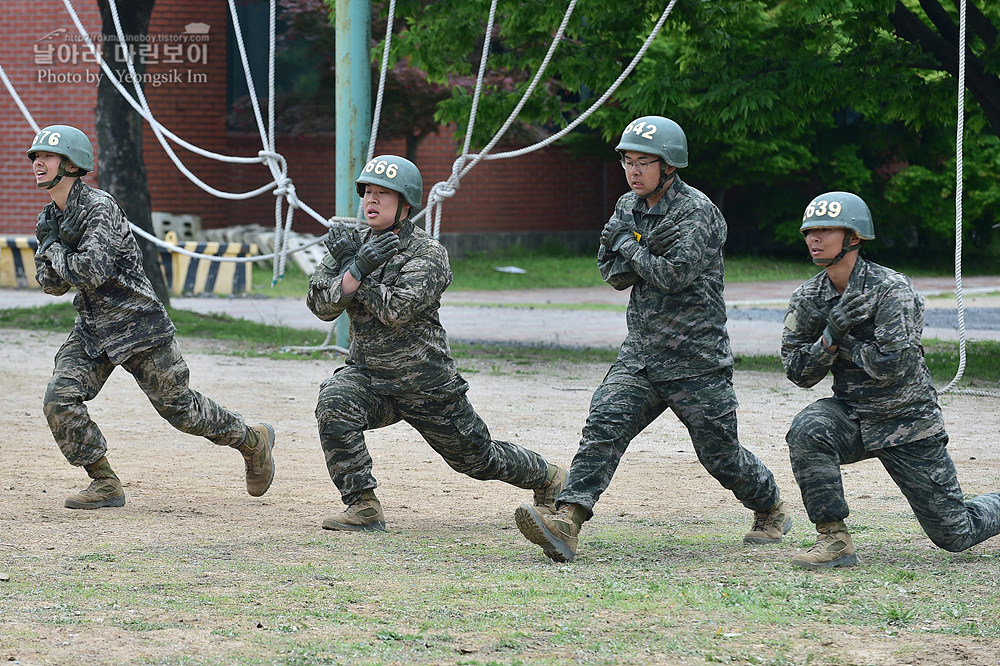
[0,236,40,289]
[158,231,257,296]
[1,233,257,296]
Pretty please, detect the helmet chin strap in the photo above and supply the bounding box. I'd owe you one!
[648,165,674,199]
[813,233,862,267]
[37,156,75,190]
[376,202,408,235]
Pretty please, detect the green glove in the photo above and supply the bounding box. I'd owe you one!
[823,292,869,347]
[647,223,681,256]
[600,218,635,252]
[802,308,827,339]
[347,232,401,281]
[59,206,88,249]
[35,212,59,253]
[324,223,360,265]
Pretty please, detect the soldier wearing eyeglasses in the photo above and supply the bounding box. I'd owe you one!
[514,116,792,563]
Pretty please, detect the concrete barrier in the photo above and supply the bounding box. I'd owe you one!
[0,236,40,289]
[158,231,257,296]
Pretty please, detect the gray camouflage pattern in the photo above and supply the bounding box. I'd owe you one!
[559,362,780,517]
[783,257,1000,551]
[307,221,457,395]
[34,179,175,364]
[308,220,549,505]
[598,175,731,382]
[559,176,781,517]
[782,258,944,449]
[45,336,247,466]
[33,179,246,467]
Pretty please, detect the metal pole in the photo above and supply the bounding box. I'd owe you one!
[334,0,371,347]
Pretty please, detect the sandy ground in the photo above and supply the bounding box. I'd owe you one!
[1,328,998,664]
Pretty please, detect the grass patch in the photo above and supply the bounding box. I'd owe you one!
[924,339,1000,389]
[251,250,850,294]
[251,259,312,298]
[4,515,998,664]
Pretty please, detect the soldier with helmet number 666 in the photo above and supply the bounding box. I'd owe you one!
[307,155,567,534]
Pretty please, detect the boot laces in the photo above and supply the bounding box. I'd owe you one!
[807,531,840,554]
[750,510,774,533]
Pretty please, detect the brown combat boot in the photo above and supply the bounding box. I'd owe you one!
[322,490,386,532]
[515,501,585,563]
[235,423,275,497]
[791,520,859,570]
[65,456,125,509]
[532,464,568,514]
[744,500,792,544]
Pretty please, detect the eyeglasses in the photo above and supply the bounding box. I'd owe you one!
[620,158,660,174]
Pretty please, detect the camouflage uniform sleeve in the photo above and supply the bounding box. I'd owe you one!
[34,257,71,295]
[306,253,354,322]
[353,240,451,326]
[45,197,123,290]
[781,288,835,388]
[617,201,724,294]
[33,210,71,295]
[598,243,639,290]
[838,283,922,381]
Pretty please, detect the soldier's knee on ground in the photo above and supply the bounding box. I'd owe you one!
[924,529,974,553]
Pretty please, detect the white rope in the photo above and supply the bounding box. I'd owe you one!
[415,0,498,238]
[0,63,40,134]
[66,0,341,263]
[414,0,679,238]
[938,0,998,399]
[313,0,399,351]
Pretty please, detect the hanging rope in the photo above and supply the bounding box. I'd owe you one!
[415,0,679,239]
[937,0,998,399]
[57,0,348,269]
[286,0,401,355]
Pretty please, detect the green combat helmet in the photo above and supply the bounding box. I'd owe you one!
[616,115,688,168]
[356,155,422,230]
[616,116,687,199]
[26,124,94,190]
[800,191,875,266]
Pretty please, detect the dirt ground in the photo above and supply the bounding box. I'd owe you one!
[1,328,999,665]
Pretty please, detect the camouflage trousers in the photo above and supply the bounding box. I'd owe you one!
[44,334,247,467]
[315,366,550,506]
[558,360,781,519]
[787,397,1000,552]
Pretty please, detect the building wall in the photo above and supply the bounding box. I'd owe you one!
[0,2,101,230]
[1,1,620,256]
[141,1,230,231]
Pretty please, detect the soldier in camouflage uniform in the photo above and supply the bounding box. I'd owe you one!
[782,191,1000,569]
[515,116,790,563]
[29,125,275,509]
[308,155,566,532]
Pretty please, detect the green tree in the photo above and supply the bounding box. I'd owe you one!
[391,0,1000,263]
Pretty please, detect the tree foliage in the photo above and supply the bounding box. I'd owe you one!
[388,0,999,263]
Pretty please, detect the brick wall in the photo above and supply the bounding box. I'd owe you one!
[1,1,620,250]
[142,1,230,230]
[0,2,101,233]
[228,127,619,241]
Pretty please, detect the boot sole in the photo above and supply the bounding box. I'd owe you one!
[322,520,387,533]
[514,504,575,563]
[791,553,859,570]
[743,516,793,544]
[248,423,276,498]
[65,495,126,510]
